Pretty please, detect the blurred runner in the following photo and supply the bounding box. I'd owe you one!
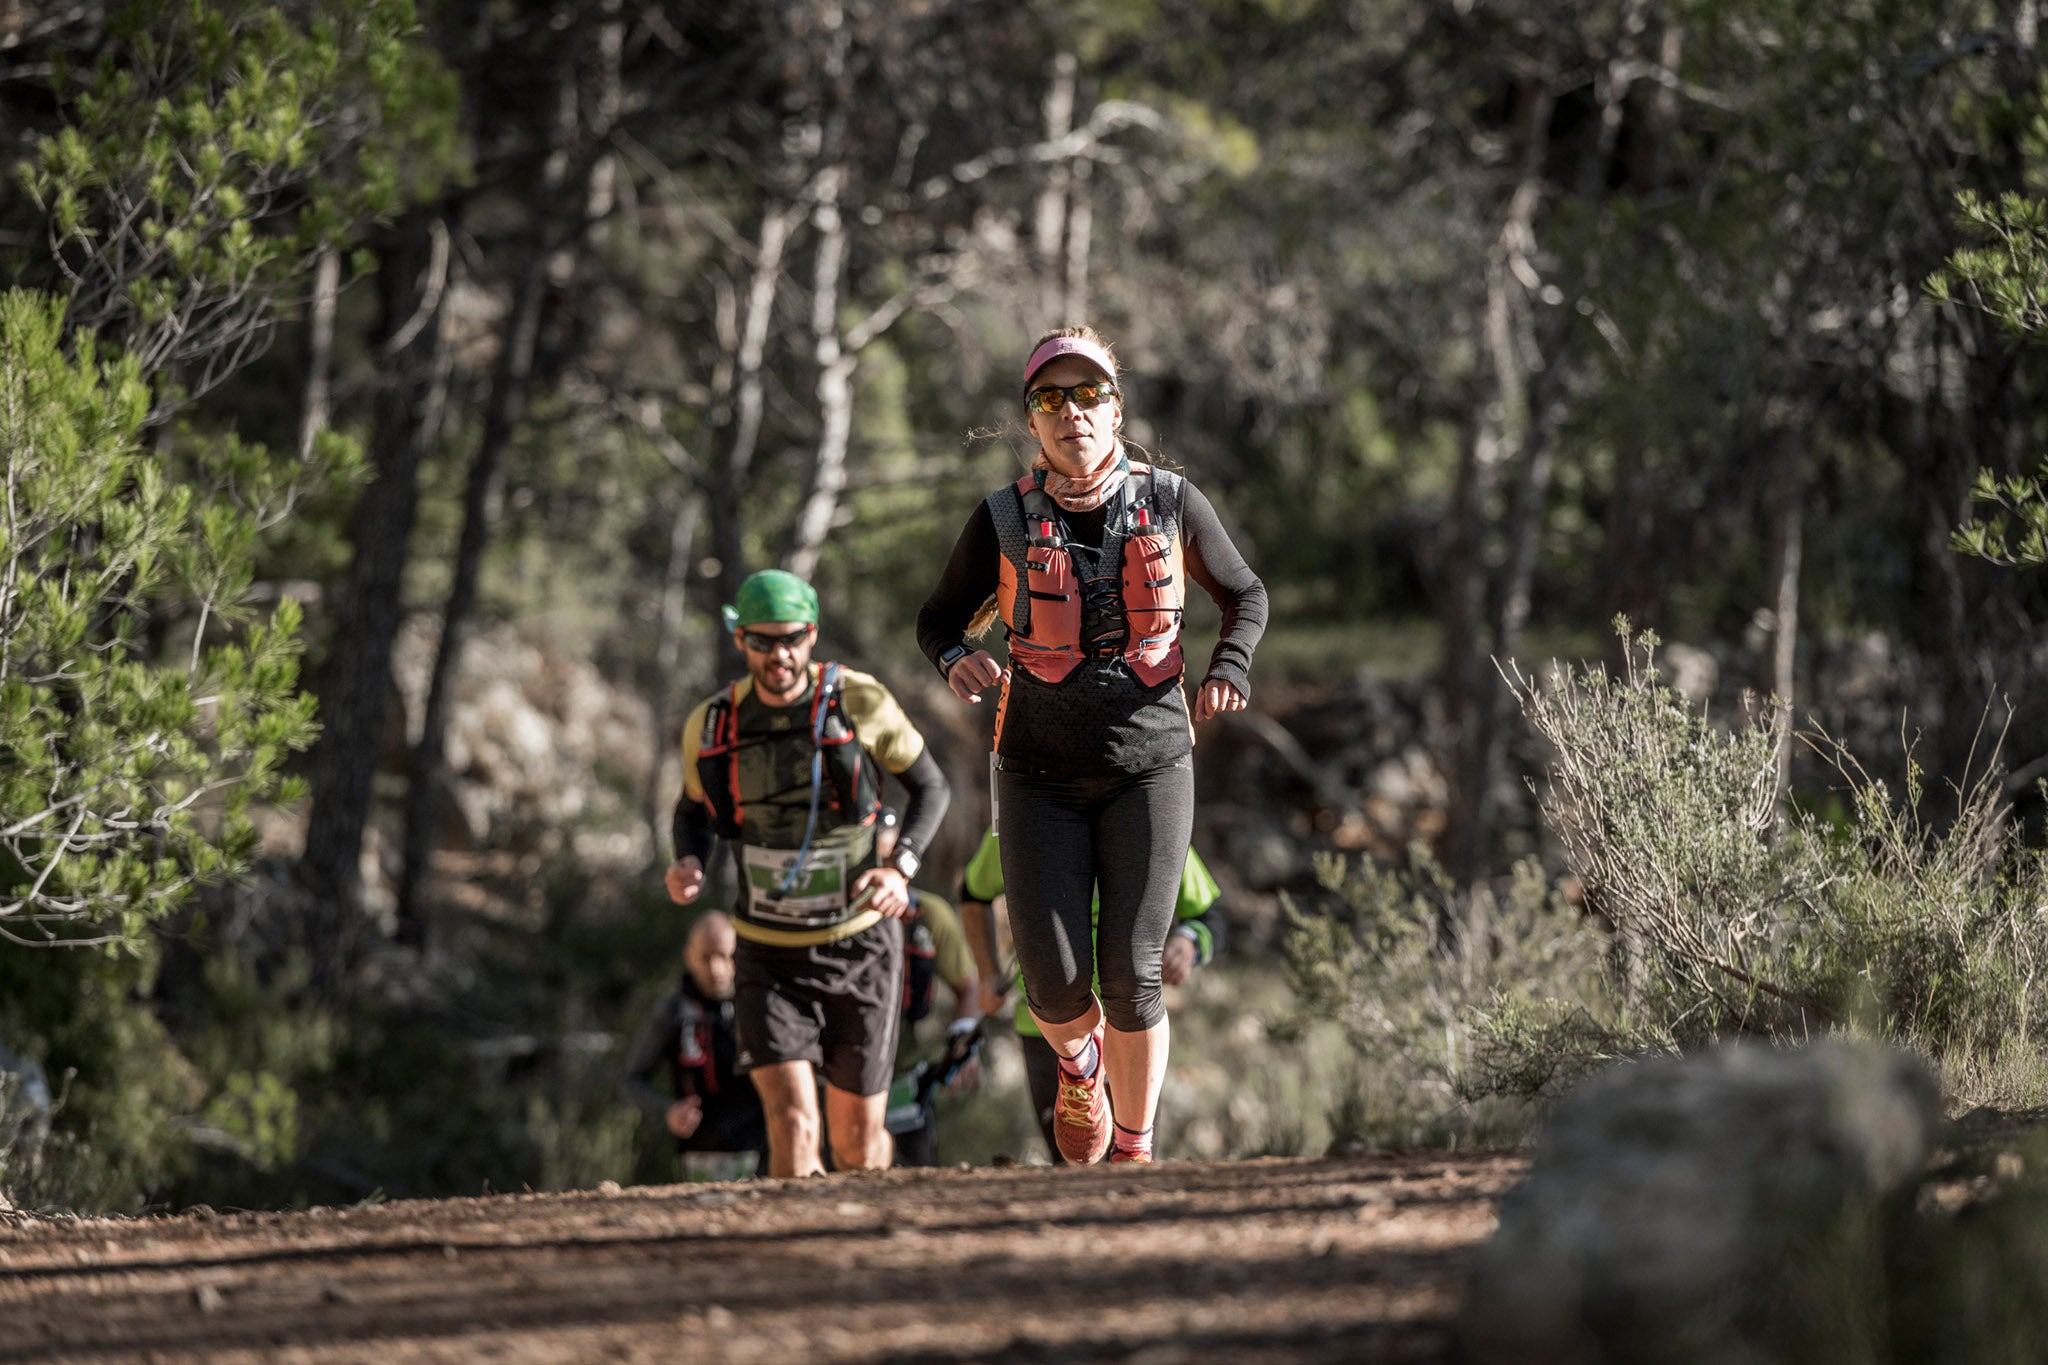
[620,911,767,1181]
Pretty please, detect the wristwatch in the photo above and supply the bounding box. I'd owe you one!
[890,847,922,881]
[937,643,972,676]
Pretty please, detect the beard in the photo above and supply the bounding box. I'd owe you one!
[749,651,809,698]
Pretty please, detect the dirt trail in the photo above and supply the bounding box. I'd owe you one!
[0,1152,1524,1363]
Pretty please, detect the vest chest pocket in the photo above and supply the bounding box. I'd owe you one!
[1121,532,1184,644]
[1011,545,1083,682]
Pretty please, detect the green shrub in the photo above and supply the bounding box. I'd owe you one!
[1288,622,2048,1144]
[1282,847,1613,1148]
[1519,625,2048,1108]
[1506,623,1832,1039]
[0,945,203,1211]
[1803,734,2048,1083]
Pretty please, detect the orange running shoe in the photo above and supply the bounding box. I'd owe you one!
[1108,1149,1155,1164]
[1053,1030,1111,1165]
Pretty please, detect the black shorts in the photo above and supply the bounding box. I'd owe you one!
[734,918,903,1098]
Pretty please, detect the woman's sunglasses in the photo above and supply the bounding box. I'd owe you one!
[740,626,812,652]
[1024,380,1118,415]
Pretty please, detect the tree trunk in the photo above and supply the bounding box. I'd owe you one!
[785,162,854,582]
[1439,399,1496,872]
[585,0,624,234]
[1628,20,1683,193]
[1033,52,1079,327]
[1595,447,1664,669]
[704,201,799,627]
[1758,422,1803,814]
[1461,0,1658,876]
[1448,74,1552,884]
[644,490,701,855]
[1579,0,1653,201]
[395,50,583,946]
[298,207,456,983]
[296,246,340,465]
[1467,369,1564,880]
[1451,247,1529,885]
[1065,155,1094,323]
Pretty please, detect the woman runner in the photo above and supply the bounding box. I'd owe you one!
[916,325,1266,1163]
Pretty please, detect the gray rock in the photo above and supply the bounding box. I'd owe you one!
[1657,642,1720,709]
[1223,818,1307,891]
[1453,1038,1943,1365]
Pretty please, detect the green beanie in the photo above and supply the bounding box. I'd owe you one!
[722,569,819,632]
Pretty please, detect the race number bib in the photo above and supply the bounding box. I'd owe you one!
[741,845,850,926]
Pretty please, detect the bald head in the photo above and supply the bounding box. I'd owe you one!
[684,912,737,1000]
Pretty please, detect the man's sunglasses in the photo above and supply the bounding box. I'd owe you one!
[740,626,812,652]
[1024,380,1119,415]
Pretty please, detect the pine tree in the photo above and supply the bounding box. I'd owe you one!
[0,289,316,948]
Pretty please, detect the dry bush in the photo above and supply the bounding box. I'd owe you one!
[1289,621,2048,1142]
[1283,849,1612,1147]
[1506,624,1833,1038]
[1505,623,2048,1109]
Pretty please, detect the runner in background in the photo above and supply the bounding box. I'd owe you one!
[878,806,984,1090]
[620,911,768,1181]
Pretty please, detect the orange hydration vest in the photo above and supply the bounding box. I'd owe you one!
[988,463,1187,703]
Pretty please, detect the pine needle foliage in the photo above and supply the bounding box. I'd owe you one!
[17,0,462,412]
[0,289,317,950]
[1936,179,2048,566]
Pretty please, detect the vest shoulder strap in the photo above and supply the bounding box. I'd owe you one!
[1137,464,1184,539]
[809,661,848,741]
[700,682,739,751]
[986,481,1037,638]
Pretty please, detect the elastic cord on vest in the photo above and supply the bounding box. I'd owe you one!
[774,662,842,896]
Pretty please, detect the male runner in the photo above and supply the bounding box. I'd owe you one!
[666,569,949,1176]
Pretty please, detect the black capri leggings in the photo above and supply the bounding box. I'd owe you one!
[997,757,1195,1034]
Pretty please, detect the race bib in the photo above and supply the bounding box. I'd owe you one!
[741,845,850,926]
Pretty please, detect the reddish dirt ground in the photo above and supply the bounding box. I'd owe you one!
[0,1152,1525,1363]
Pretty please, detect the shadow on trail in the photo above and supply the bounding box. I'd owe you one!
[2,1180,1488,1284]
[2,1152,1515,1287]
[884,1316,1453,1364]
[1,1237,1467,1363]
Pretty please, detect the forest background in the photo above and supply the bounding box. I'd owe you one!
[9,0,2048,1213]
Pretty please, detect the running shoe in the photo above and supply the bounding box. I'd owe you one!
[1053,1029,1111,1165]
[1108,1149,1155,1164]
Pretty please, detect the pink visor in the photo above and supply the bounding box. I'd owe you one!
[1022,335,1117,390]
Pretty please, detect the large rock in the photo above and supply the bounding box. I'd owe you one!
[1453,1038,1943,1365]
[389,617,658,868]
